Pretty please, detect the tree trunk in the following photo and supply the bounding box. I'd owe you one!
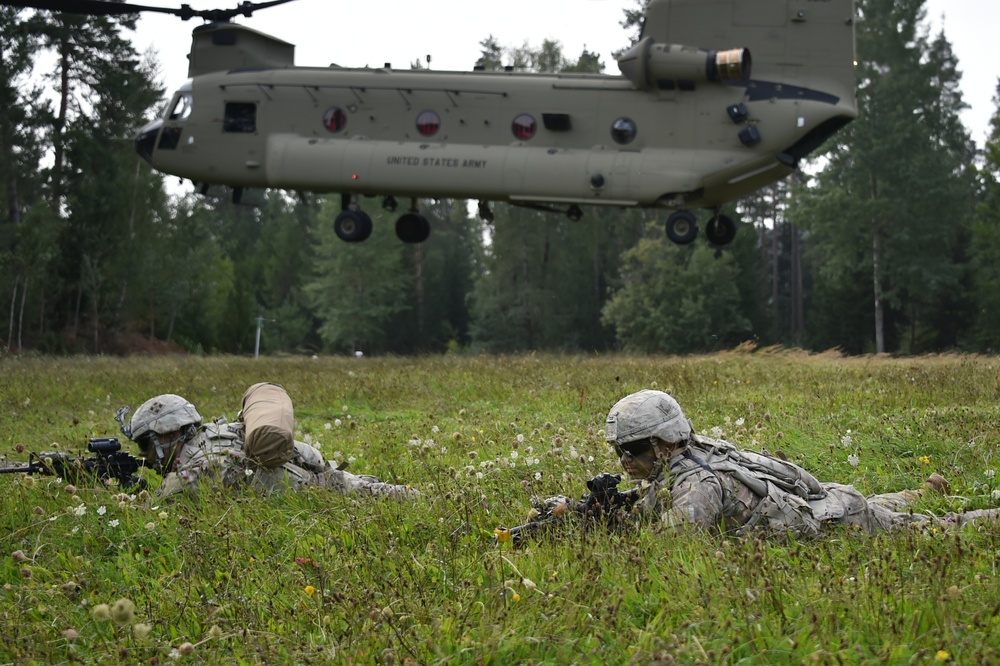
[870,170,885,353]
[790,222,804,343]
[592,218,601,346]
[17,277,26,351]
[7,274,18,349]
[52,36,71,206]
[771,188,780,333]
[414,243,424,343]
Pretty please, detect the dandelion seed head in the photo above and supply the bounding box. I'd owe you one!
[134,623,152,640]
[111,598,136,624]
[92,604,112,621]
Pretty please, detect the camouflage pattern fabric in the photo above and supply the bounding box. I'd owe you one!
[631,434,999,535]
[156,421,418,500]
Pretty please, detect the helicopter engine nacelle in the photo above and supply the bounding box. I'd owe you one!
[617,37,751,91]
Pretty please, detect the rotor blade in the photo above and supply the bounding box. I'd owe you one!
[1,0,299,21]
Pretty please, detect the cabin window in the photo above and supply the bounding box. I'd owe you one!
[511,114,536,140]
[611,117,637,145]
[167,93,193,121]
[223,102,257,133]
[324,107,347,133]
[416,110,440,137]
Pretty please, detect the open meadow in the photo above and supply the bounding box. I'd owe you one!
[2,352,1000,664]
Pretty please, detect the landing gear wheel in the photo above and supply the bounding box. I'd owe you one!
[665,210,699,245]
[334,210,373,243]
[706,214,737,246]
[396,212,431,243]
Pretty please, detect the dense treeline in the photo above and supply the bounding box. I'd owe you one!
[2,0,998,356]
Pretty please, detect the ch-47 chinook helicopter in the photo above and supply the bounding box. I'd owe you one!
[12,0,857,246]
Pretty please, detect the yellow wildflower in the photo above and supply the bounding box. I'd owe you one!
[512,593,521,602]
[935,650,950,662]
[494,528,511,544]
[919,456,931,465]
[304,585,316,596]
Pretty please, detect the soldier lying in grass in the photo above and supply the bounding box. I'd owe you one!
[120,389,417,501]
[602,390,997,536]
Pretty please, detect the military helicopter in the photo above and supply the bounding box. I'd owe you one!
[12,0,858,245]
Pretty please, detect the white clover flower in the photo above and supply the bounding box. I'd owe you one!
[97,505,107,516]
[993,489,1000,501]
[534,472,542,481]
[509,450,518,459]
[476,472,484,480]
[245,468,254,476]
[71,526,80,534]
[348,455,357,463]
[73,504,86,516]
[23,397,30,406]
[848,454,860,468]
[158,511,169,520]
[735,417,745,427]
[986,470,996,479]
[425,439,434,446]
[432,425,440,433]
[441,447,448,454]
[841,434,853,448]
[342,405,349,413]
[709,426,724,439]
[588,456,594,462]
[324,423,332,430]
[408,439,421,446]
[108,519,119,528]
[516,434,525,443]
[334,419,343,427]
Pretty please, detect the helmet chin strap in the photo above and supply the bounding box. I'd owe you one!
[151,429,193,469]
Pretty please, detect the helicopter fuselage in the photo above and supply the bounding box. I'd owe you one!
[134,0,858,244]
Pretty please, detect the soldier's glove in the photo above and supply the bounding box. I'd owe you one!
[528,494,571,520]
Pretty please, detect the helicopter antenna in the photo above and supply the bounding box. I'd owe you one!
[1,0,298,22]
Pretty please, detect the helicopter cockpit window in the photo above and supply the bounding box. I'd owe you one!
[223,102,257,133]
[511,114,537,141]
[611,117,637,145]
[324,107,347,133]
[416,110,440,137]
[167,93,193,121]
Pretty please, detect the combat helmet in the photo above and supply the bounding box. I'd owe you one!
[128,394,202,467]
[605,389,692,455]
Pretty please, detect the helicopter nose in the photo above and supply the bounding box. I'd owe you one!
[134,119,163,164]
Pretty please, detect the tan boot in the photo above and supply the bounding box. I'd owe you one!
[924,473,950,494]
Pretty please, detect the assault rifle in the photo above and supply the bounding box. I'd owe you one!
[0,437,147,490]
[494,472,638,546]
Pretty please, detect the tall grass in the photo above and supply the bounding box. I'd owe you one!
[1,352,999,664]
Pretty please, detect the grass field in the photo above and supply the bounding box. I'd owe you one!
[2,351,999,664]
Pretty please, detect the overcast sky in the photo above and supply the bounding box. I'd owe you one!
[127,0,994,146]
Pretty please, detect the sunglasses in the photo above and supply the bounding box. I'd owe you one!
[616,437,655,458]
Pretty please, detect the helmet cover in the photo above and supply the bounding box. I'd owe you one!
[605,389,692,445]
[129,394,202,443]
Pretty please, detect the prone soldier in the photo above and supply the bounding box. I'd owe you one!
[122,388,417,501]
[604,389,999,536]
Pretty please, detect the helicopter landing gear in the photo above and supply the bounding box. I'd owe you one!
[478,200,494,223]
[382,196,399,212]
[334,210,373,242]
[566,205,583,221]
[706,212,737,246]
[396,211,431,243]
[665,210,699,245]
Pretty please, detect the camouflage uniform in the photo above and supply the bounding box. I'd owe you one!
[607,390,999,537]
[126,393,417,501]
[156,420,418,500]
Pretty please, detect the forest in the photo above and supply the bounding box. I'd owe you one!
[2,0,998,357]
